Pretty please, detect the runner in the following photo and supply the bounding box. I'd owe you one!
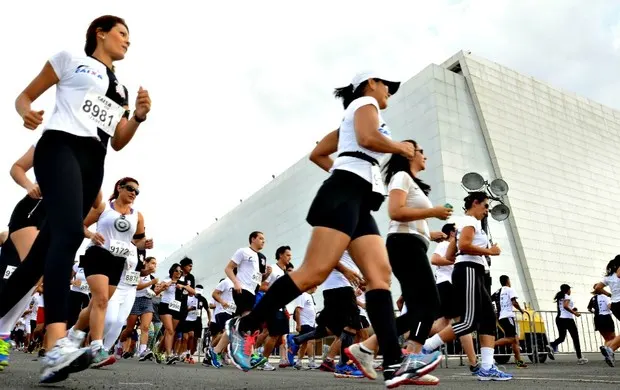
[208,276,236,368]
[548,284,587,364]
[421,192,512,381]
[493,275,526,367]
[594,257,620,366]
[122,256,160,362]
[1,14,151,383]
[292,287,319,370]
[69,177,153,368]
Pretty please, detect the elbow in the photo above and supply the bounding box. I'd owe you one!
[357,135,372,149]
[309,152,319,164]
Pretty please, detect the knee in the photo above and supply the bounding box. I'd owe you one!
[294,267,331,291]
[366,262,392,289]
[92,295,108,311]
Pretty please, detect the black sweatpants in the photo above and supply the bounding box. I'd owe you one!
[551,318,582,359]
[0,131,105,325]
[452,262,496,337]
[387,233,439,345]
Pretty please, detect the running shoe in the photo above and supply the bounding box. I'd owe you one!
[334,361,364,378]
[577,357,589,365]
[39,338,92,384]
[258,362,276,371]
[470,362,481,375]
[165,355,179,365]
[307,360,321,370]
[209,347,222,368]
[286,334,299,365]
[600,345,615,367]
[546,344,556,360]
[251,352,268,368]
[516,359,528,368]
[139,349,154,362]
[345,343,377,379]
[408,373,439,386]
[319,358,335,372]
[226,318,259,371]
[0,335,11,371]
[384,351,442,389]
[476,365,513,381]
[90,348,116,369]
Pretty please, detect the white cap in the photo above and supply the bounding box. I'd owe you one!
[350,71,401,95]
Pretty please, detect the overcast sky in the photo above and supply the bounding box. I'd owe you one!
[1,0,619,266]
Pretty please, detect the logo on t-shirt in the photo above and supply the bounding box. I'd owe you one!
[75,65,104,80]
[114,215,131,232]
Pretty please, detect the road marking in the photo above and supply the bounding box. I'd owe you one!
[119,383,154,386]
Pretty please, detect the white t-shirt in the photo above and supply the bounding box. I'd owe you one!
[185,296,199,321]
[499,286,517,319]
[433,241,453,285]
[455,216,489,267]
[558,294,575,319]
[36,293,45,308]
[387,171,433,242]
[88,201,139,257]
[46,51,128,144]
[401,302,408,315]
[264,263,286,288]
[135,275,155,298]
[161,278,178,304]
[231,247,261,294]
[295,292,316,327]
[596,294,612,316]
[70,264,90,295]
[213,278,235,316]
[331,96,392,183]
[323,251,359,291]
[602,274,620,303]
[357,292,367,319]
[28,296,38,321]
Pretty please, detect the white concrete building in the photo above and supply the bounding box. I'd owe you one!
[165,50,620,312]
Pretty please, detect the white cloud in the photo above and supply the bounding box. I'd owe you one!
[1,0,618,265]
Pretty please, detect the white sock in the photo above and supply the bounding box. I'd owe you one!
[423,334,444,351]
[0,286,36,334]
[68,327,85,340]
[90,339,104,353]
[139,344,147,354]
[481,347,494,370]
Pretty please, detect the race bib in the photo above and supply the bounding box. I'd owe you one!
[79,283,91,294]
[3,265,17,280]
[252,272,262,285]
[191,309,200,317]
[370,165,386,195]
[79,90,125,137]
[109,239,131,258]
[169,299,181,312]
[225,302,237,314]
[145,288,156,298]
[124,271,140,286]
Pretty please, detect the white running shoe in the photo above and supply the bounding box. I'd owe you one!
[345,343,377,379]
[40,338,92,384]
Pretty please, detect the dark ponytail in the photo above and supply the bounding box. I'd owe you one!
[334,80,370,109]
[383,139,431,195]
[605,256,620,277]
[84,15,129,56]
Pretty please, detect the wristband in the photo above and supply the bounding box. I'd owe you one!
[133,112,147,123]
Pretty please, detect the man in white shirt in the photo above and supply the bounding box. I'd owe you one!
[494,275,526,367]
[293,286,319,369]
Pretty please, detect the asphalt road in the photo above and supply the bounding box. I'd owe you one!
[2,352,620,389]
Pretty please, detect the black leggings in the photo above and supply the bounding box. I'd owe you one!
[387,233,439,345]
[0,131,104,325]
[551,318,582,359]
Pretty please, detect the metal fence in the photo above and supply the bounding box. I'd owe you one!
[191,309,619,365]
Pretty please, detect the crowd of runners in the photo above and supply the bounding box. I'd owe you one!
[1,13,620,388]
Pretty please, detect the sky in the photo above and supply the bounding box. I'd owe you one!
[1,0,619,274]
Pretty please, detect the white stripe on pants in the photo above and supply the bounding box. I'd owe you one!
[103,284,136,350]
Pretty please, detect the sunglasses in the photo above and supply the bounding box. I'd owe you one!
[174,269,182,273]
[122,184,140,196]
[415,149,424,155]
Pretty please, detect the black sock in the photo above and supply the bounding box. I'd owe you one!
[239,274,301,333]
[294,327,327,345]
[365,289,401,367]
[339,330,355,365]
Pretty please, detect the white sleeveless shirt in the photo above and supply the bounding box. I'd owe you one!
[89,200,139,258]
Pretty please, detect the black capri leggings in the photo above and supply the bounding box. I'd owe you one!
[387,233,439,345]
[0,130,105,325]
[550,318,582,359]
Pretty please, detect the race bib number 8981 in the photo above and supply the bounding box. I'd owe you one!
[80,90,125,137]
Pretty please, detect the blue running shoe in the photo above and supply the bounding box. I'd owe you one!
[334,362,364,378]
[209,347,222,368]
[226,318,258,372]
[286,334,298,366]
[396,351,442,378]
[476,365,513,381]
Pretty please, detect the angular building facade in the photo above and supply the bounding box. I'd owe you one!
[166,51,620,311]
